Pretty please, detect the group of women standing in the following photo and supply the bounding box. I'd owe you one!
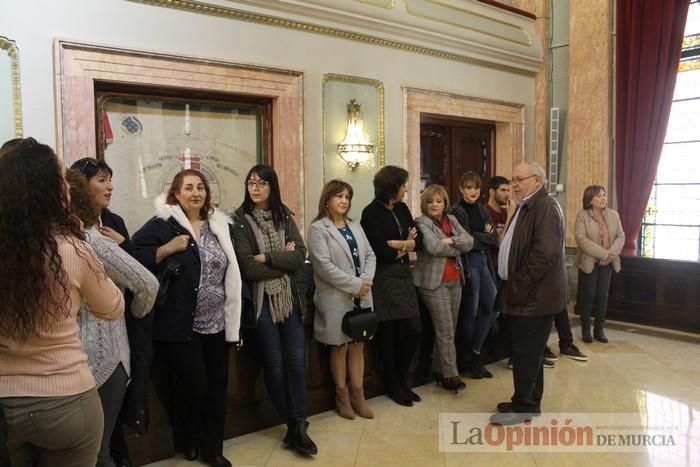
[0,135,624,467]
[0,138,308,467]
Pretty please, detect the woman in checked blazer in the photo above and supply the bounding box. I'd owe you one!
[413,184,473,392]
[308,180,376,420]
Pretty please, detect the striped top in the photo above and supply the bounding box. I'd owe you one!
[0,235,124,397]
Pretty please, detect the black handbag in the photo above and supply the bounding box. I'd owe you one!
[154,218,189,309]
[155,258,182,309]
[342,298,378,342]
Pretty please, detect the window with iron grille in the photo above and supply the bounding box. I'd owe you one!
[640,0,700,261]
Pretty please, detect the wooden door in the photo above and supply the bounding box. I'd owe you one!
[420,117,494,205]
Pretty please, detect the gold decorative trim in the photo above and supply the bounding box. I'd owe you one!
[0,36,22,138]
[682,33,699,49]
[322,73,385,179]
[129,0,534,76]
[415,0,533,46]
[679,59,700,73]
[356,0,396,8]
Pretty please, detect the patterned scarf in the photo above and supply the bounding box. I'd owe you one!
[251,207,293,323]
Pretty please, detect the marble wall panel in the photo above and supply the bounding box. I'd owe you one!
[565,0,612,246]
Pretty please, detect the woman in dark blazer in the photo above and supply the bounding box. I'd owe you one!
[413,185,473,392]
[360,165,423,407]
[132,169,241,467]
[231,164,317,456]
[575,185,625,343]
[308,180,376,420]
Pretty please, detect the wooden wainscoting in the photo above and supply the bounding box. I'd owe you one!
[605,256,700,334]
[127,295,508,464]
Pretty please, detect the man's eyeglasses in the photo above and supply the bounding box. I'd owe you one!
[510,174,537,184]
[247,180,270,189]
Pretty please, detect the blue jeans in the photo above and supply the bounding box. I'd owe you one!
[459,250,498,355]
[255,296,307,424]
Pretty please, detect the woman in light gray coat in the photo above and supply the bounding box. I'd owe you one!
[308,180,376,420]
[413,184,473,392]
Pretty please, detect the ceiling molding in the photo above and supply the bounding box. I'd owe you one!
[129,0,542,75]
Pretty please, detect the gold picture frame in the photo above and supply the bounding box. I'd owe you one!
[0,36,22,140]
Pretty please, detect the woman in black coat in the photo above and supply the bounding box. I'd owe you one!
[132,170,242,467]
[360,166,423,407]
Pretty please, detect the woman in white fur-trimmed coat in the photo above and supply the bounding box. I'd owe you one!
[132,169,241,467]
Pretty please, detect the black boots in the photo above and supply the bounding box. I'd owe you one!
[594,320,608,343]
[284,419,318,456]
[462,352,493,379]
[581,313,593,343]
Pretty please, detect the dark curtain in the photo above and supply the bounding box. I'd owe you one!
[615,0,690,254]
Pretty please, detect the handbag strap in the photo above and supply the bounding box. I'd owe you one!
[167,218,189,238]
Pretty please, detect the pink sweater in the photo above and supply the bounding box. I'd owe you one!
[0,236,124,397]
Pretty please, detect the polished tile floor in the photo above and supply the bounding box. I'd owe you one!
[147,325,700,467]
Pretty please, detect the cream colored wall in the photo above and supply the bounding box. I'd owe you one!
[1,0,537,226]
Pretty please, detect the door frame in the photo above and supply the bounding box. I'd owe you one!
[404,86,525,214]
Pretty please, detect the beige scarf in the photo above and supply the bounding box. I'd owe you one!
[251,207,293,323]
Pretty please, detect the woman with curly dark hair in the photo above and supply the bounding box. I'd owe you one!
[66,169,158,467]
[0,138,124,467]
[71,156,154,467]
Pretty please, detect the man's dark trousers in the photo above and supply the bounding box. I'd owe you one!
[509,313,556,412]
[553,308,573,350]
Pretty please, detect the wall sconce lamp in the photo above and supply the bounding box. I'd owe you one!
[337,99,375,170]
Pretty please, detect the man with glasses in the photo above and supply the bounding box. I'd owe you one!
[490,161,566,426]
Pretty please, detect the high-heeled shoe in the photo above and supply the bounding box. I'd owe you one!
[433,373,466,393]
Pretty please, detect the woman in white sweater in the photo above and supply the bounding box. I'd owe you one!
[66,169,158,467]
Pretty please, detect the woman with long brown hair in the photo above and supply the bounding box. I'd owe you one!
[0,138,124,467]
[65,169,158,467]
[308,180,376,419]
[71,156,153,467]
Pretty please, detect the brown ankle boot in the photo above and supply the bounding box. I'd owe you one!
[335,386,355,419]
[349,386,374,419]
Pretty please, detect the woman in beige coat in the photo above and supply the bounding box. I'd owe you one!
[308,180,376,420]
[574,185,625,343]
